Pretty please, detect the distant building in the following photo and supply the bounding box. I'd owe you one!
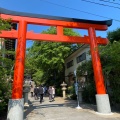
[0,38,16,60]
[64,44,91,86]
[0,23,16,60]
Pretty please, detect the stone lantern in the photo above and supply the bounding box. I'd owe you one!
[23,82,31,107]
[61,81,67,99]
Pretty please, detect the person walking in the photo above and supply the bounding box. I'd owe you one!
[29,80,35,97]
[38,85,44,103]
[34,86,39,100]
[48,86,53,102]
[30,85,34,97]
[52,86,55,101]
[43,86,48,95]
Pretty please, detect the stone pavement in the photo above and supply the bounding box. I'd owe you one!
[24,95,120,120]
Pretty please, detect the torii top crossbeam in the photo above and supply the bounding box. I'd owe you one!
[0,7,112,44]
[0,7,112,99]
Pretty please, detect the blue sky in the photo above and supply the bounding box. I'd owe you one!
[1,0,120,48]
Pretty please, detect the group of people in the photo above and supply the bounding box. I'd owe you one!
[30,85,55,103]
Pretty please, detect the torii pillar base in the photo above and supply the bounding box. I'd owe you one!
[7,98,24,120]
[96,94,111,114]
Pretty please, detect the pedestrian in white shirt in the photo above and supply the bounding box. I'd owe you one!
[52,86,55,101]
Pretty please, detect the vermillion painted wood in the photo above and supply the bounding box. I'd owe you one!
[12,20,27,99]
[0,30,109,44]
[88,27,106,94]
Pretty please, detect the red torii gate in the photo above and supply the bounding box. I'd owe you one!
[0,7,112,119]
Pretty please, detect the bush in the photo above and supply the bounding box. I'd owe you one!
[56,87,62,96]
[67,85,77,100]
[82,83,96,104]
[0,80,11,114]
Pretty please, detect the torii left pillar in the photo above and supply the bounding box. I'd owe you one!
[7,20,27,120]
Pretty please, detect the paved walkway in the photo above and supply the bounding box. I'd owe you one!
[24,95,120,120]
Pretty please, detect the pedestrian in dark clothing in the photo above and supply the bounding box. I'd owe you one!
[38,85,44,103]
[34,86,39,100]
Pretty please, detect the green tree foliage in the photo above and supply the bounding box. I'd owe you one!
[100,41,120,104]
[107,28,120,43]
[0,18,13,113]
[0,56,13,114]
[25,27,80,88]
[102,28,120,104]
[0,18,11,32]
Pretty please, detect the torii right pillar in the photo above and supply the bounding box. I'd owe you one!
[88,27,111,114]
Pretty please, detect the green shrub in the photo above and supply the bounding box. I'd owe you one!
[67,85,77,100]
[0,80,11,114]
[56,87,62,96]
[82,83,96,104]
